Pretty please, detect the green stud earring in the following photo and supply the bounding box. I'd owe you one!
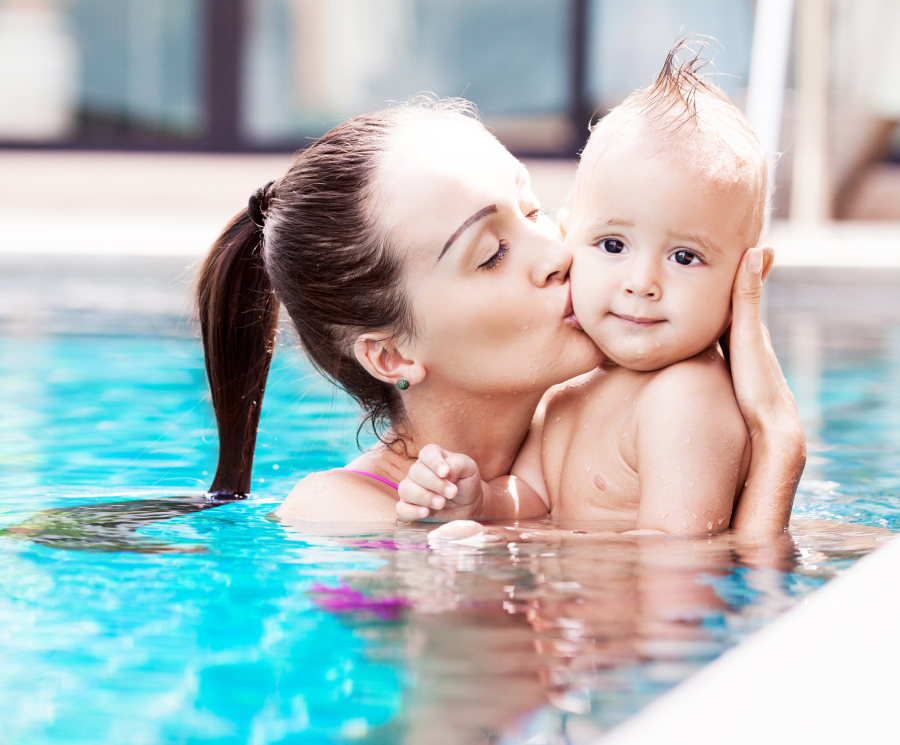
[396,378,410,390]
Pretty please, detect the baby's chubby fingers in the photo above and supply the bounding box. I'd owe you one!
[396,496,431,523]
[416,443,454,480]
[398,474,449,514]
[407,459,458,501]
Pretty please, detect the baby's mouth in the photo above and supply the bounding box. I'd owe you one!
[611,313,664,328]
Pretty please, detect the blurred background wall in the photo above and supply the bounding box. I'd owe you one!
[0,0,897,220]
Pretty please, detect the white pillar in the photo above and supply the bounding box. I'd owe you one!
[746,0,795,198]
[791,0,832,226]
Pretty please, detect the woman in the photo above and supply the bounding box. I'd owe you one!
[197,98,804,531]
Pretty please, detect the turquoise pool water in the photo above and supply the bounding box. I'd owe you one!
[2,311,899,743]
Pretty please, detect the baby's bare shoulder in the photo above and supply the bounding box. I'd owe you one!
[644,349,733,397]
[637,349,742,425]
[545,368,606,416]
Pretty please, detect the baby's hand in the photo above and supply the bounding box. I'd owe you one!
[396,444,485,522]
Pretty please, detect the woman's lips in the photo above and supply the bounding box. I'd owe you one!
[612,313,663,328]
[563,288,583,330]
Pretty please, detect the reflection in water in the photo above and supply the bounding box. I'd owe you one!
[290,517,891,744]
[6,499,889,743]
[2,495,236,553]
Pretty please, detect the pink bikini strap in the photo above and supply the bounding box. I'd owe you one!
[333,468,399,490]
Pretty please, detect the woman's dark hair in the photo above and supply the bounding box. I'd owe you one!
[197,98,479,497]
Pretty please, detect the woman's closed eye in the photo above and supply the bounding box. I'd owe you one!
[670,249,702,266]
[527,208,549,221]
[479,239,509,271]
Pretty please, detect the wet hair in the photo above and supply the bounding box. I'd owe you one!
[197,98,481,497]
[579,38,770,240]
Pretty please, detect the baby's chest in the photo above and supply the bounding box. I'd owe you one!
[543,397,641,519]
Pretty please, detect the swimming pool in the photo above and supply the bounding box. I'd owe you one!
[2,262,899,744]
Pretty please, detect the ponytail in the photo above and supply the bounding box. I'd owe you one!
[197,183,279,497]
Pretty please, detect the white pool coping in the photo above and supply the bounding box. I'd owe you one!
[601,533,900,744]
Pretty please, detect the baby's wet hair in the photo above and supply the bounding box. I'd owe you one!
[582,37,770,241]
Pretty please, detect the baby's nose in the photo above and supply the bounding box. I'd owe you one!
[623,269,661,298]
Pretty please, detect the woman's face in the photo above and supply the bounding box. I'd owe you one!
[374,115,602,397]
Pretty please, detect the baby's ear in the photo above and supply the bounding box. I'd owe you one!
[558,209,570,239]
[759,246,775,281]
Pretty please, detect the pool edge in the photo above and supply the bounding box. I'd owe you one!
[600,533,900,743]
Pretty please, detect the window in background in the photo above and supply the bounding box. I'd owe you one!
[71,0,204,142]
[586,0,754,113]
[0,0,204,144]
[243,0,575,153]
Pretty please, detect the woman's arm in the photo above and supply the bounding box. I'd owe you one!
[727,247,807,533]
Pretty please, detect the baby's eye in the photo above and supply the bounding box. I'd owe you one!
[671,249,701,266]
[599,238,627,254]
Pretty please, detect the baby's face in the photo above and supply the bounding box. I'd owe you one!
[567,135,759,372]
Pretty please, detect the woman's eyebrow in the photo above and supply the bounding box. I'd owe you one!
[439,204,497,260]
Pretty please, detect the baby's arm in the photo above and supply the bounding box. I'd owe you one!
[395,390,555,522]
[633,357,750,535]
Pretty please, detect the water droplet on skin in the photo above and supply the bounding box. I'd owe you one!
[524,326,529,330]
[660,511,669,520]
[667,420,672,425]
[718,517,725,525]
[686,436,692,444]
[594,474,606,490]
[683,521,689,529]
[707,521,713,530]
[556,417,561,422]
[745,481,750,487]
[621,432,627,438]
[692,513,697,519]
[586,465,591,472]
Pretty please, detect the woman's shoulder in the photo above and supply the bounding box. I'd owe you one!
[275,469,400,523]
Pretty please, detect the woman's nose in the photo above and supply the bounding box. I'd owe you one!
[531,233,572,288]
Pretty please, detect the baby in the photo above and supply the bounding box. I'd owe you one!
[397,49,774,535]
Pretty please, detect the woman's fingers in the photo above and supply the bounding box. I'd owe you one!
[729,247,788,426]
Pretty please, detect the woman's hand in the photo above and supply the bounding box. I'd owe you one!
[396,444,486,522]
[727,247,806,533]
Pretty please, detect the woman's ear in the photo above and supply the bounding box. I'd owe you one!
[759,246,775,281]
[353,333,426,388]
